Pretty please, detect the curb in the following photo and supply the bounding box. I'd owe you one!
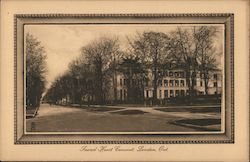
[26,107,39,118]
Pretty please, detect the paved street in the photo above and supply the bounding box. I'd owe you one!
[26,104,221,132]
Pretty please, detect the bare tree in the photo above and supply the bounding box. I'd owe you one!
[127,32,149,102]
[26,33,47,108]
[108,42,123,103]
[170,27,200,96]
[194,26,219,94]
[118,55,145,103]
[128,31,170,104]
[68,58,94,105]
[170,26,220,96]
[45,60,95,106]
[82,37,120,104]
[46,37,121,105]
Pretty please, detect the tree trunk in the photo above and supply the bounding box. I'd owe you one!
[153,80,157,104]
[152,47,159,105]
[204,72,209,95]
[185,69,191,96]
[127,76,132,103]
[191,70,197,96]
[141,76,146,102]
[113,72,117,103]
[95,61,104,104]
[152,67,158,105]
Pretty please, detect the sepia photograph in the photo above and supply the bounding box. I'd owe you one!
[1,0,248,161]
[24,24,224,133]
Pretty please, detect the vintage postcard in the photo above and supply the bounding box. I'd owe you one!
[0,0,249,161]
[14,13,234,144]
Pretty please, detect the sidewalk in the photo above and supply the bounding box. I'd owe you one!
[65,103,221,109]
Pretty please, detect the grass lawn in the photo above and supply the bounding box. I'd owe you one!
[175,118,221,126]
[86,107,124,112]
[111,110,148,115]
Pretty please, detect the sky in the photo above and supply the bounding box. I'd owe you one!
[24,24,224,89]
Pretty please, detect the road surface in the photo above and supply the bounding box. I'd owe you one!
[26,104,221,132]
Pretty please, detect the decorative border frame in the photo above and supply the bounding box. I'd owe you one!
[14,13,234,144]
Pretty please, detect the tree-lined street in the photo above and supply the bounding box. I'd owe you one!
[25,25,223,133]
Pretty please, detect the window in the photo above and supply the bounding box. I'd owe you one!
[170,90,174,97]
[164,71,168,77]
[181,90,185,96]
[164,90,168,98]
[164,80,168,87]
[214,82,217,87]
[175,90,180,97]
[200,81,203,87]
[169,72,173,77]
[146,90,149,98]
[175,80,179,87]
[120,89,123,100]
[159,90,162,99]
[214,74,218,79]
[124,90,127,100]
[158,80,162,86]
[170,80,174,87]
[124,79,127,86]
[180,80,185,87]
[175,72,179,77]
[120,78,123,86]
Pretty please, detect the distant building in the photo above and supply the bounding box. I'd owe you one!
[116,69,222,102]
